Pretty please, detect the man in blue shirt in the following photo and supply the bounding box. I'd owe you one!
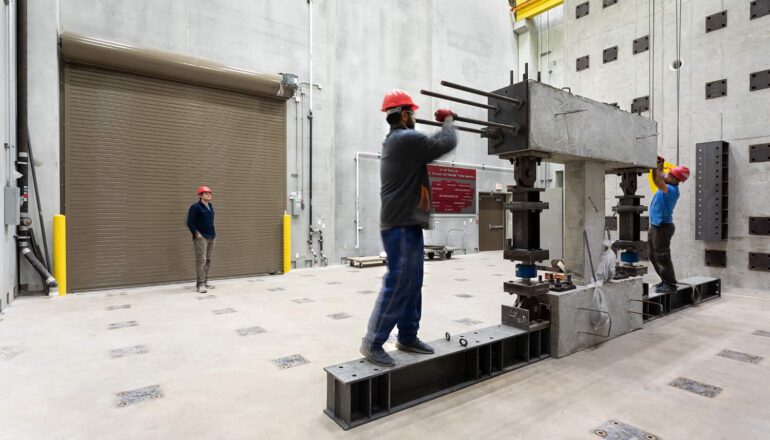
[649,156,690,293]
[187,185,216,293]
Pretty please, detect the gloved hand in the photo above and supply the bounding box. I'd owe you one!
[657,155,665,164]
[434,108,457,122]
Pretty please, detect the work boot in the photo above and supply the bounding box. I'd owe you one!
[396,339,435,355]
[204,281,215,289]
[359,343,395,367]
[654,283,675,294]
[197,283,207,294]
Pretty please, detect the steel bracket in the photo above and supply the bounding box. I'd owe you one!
[705,249,727,267]
[705,10,727,33]
[576,55,590,72]
[631,96,649,114]
[751,0,770,20]
[749,252,770,272]
[633,35,649,55]
[750,69,770,92]
[749,217,770,235]
[603,46,618,64]
[705,79,727,99]
[749,143,770,163]
[576,1,590,18]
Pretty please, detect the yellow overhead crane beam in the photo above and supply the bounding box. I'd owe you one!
[510,0,564,21]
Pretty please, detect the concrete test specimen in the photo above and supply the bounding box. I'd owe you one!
[323,72,719,430]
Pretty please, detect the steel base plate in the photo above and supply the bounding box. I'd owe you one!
[503,280,551,296]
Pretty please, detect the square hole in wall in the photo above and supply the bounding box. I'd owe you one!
[576,2,590,19]
[750,0,770,20]
[705,79,727,99]
[706,10,728,33]
[603,46,618,63]
[749,70,770,92]
[576,55,590,72]
[633,35,649,54]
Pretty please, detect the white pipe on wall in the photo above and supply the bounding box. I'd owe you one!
[354,151,512,249]
[4,0,17,186]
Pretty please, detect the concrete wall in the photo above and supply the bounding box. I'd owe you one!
[526,0,770,289]
[1,1,18,310]
[19,0,518,290]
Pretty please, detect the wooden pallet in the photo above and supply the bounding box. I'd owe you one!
[348,256,387,268]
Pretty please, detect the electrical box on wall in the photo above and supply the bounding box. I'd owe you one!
[4,186,20,225]
[288,192,302,217]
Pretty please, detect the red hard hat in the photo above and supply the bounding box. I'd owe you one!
[669,166,690,182]
[197,185,212,195]
[381,89,419,112]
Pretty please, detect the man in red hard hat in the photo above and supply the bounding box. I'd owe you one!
[359,89,458,367]
[649,156,690,294]
[187,185,216,293]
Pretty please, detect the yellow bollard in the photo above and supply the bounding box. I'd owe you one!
[53,214,67,295]
[283,212,291,274]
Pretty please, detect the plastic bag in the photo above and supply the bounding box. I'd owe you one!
[594,241,617,284]
[590,285,610,331]
[590,240,615,330]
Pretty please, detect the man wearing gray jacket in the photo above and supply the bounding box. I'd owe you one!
[360,89,458,367]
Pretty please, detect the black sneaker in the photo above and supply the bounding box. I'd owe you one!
[359,343,395,367]
[396,339,435,354]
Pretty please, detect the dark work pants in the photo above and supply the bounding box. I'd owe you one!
[648,223,677,287]
[363,226,424,349]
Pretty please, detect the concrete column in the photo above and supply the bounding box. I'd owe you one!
[563,161,605,282]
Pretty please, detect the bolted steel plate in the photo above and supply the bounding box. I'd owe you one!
[272,354,310,370]
[357,290,376,295]
[753,330,770,337]
[212,308,237,315]
[108,321,138,330]
[718,349,763,364]
[110,345,149,359]
[105,304,131,311]
[326,281,342,285]
[196,294,216,300]
[0,346,22,361]
[593,420,658,440]
[669,377,722,398]
[237,326,266,336]
[291,298,314,304]
[328,313,352,320]
[267,287,285,292]
[455,294,474,298]
[116,385,163,407]
[455,318,483,326]
[454,278,470,282]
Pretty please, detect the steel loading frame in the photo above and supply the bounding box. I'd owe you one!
[324,75,718,430]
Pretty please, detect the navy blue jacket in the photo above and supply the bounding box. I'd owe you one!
[187,201,216,239]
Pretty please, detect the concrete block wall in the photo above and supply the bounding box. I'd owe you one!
[18,0,519,290]
[556,0,770,289]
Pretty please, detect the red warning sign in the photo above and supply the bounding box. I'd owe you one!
[427,165,477,214]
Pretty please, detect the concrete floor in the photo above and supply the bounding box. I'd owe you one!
[1,252,769,439]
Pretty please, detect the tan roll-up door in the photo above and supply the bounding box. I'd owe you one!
[63,64,286,291]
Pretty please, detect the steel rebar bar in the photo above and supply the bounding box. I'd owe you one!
[415,118,486,135]
[454,115,519,132]
[420,89,497,111]
[441,80,522,106]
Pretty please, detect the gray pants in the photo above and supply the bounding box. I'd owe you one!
[648,223,677,287]
[194,237,215,284]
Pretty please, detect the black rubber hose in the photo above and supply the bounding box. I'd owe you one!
[20,248,57,289]
[27,136,51,270]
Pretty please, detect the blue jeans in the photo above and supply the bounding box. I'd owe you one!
[363,226,424,349]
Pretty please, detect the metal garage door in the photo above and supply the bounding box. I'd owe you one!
[62,64,286,291]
